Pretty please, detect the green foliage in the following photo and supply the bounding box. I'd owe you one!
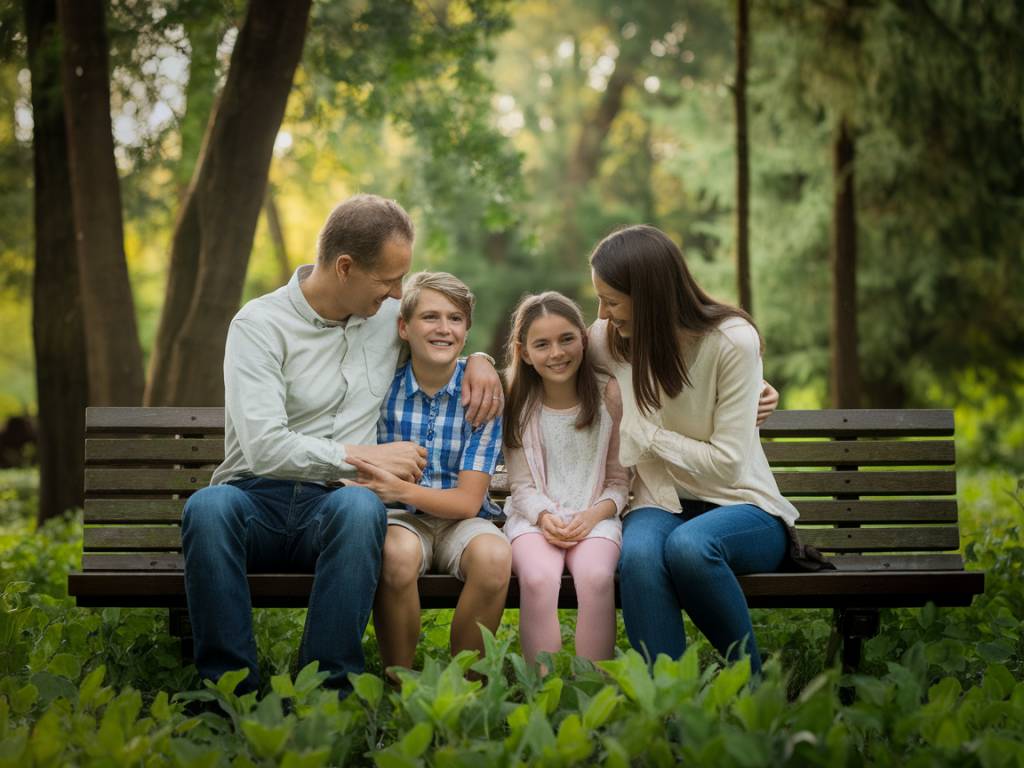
[1,468,1024,764]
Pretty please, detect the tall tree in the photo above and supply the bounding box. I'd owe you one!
[145,0,312,406]
[830,116,859,407]
[58,0,145,405]
[26,0,88,523]
[733,0,751,313]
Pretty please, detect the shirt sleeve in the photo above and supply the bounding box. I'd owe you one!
[594,378,631,516]
[643,325,763,486]
[459,414,503,475]
[224,318,350,481]
[504,445,562,526]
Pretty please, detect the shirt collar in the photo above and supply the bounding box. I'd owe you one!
[401,359,464,400]
[288,265,366,330]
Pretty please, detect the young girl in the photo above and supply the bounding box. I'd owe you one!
[588,224,797,674]
[502,292,630,665]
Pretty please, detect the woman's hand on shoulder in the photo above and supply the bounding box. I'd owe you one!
[756,380,779,426]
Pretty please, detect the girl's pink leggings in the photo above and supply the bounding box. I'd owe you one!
[510,532,621,663]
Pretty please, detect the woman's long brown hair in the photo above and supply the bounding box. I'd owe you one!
[502,292,603,450]
[589,224,760,414]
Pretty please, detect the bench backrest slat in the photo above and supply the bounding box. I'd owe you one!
[82,407,962,572]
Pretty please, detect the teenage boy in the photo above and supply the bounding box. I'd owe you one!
[347,272,511,674]
[181,197,503,697]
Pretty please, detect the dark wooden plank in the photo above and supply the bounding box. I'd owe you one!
[793,500,958,524]
[67,569,985,610]
[774,470,955,496]
[82,553,184,571]
[85,499,186,524]
[86,438,223,465]
[84,526,181,552]
[798,526,961,553]
[828,554,964,571]
[759,410,953,438]
[763,440,955,467]
[86,407,224,435]
[85,468,214,494]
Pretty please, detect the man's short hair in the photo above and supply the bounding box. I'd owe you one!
[400,272,475,330]
[317,194,415,269]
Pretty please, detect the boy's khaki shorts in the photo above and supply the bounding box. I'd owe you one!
[386,510,505,581]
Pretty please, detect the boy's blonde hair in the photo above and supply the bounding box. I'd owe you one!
[400,271,475,329]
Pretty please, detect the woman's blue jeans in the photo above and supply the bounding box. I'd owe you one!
[181,478,387,695]
[619,502,787,673]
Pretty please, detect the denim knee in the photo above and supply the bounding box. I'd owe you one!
[182,484,248,538]
[664,529,720,580]
[319,486,387,541]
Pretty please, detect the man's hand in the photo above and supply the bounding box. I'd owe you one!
[537,511,575,549]
[345,442,426,483]
[347,457,407,504]
[756,381,779,427]
[462,354,504,428]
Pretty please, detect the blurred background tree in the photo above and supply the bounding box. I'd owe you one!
[0,0,1021,521]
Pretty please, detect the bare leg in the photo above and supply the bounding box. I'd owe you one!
[451,534,511,658]
[373,526,423,674]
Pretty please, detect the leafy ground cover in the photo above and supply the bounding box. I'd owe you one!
[1,468,1023,767]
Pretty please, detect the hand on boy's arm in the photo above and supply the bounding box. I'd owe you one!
[347,457,406,503]
[756,381,779,426]
[345,441,426,483]
[462,354,504,427]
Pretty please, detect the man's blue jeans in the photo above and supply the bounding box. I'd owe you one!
[181,478,387,695]
[619,502,787,674]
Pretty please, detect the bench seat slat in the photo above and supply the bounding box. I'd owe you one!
[763,440,954,466]
[83,523,963,554]
[758,409,953,437]
[774,470,955,496]
[66,570,984,609]
[85,468,957,496]
[799,526,961,553]
[82,498,959,526]
[86,407,225,434]
[86,438,224,464]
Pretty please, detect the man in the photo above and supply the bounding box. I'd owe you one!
[181,194,502,696]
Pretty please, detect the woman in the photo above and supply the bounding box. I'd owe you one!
[588,224,797,673]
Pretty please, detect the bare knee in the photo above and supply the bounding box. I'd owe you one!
[379,527,423,591]
[461,535,512,593]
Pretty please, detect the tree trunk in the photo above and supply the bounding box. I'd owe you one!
[26,0,88,524]
[264,182,292,286]
[734,0,752,313]
[58,0,145,405]
[830,117,861,408]
[559,52,639,290]
[146,0,312,406]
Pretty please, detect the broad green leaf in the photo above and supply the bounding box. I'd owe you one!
[295,662,329,695]
[399,722,434,758]
[982,665,1016,701]
[151,690,172,721]
[46,653,81,681]
[29,708,65,765]
[281,748,332,768]
[706,659,750,711]
[216,668,251,696]
[272,674,298,699]
[241,720,292,758]
[9,684,36,715]
[555,714,593,762]
[582,686,621,730]
[372,748,420,768]
[78,665,107,710]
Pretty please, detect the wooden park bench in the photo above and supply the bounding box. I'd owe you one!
[68,407,984,673]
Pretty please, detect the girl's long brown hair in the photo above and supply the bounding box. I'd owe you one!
[503,292,603,450]
[589,224,760,414]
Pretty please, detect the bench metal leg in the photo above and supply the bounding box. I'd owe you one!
[827,607,880,704]
[169,608,194,662]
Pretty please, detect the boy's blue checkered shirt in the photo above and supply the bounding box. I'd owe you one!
[377,359,502,516]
